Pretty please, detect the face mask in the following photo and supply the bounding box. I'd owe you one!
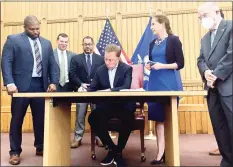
[201,17,215,29]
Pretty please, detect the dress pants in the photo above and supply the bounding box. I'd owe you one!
[74,103,95,141]
[207,88,232,167]
[88,103,136,152]
[9,77,45,155]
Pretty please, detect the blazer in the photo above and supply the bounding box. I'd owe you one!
[197,19,232,96]
[69,53,104,90]
[88,61,135,111]
[149,34,184,70]
[88,61,132,92]
[53,49,77,90]
[1,32,59,91]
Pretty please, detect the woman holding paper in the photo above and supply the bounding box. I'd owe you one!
[145,14,184,165]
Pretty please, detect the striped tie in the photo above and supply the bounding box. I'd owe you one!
[33,40,42,76]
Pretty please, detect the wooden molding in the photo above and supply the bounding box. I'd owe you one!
[3,6,231,26]
[4,21,41,27]
[47,18,77,24]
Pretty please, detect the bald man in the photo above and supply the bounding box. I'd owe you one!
[1,15,59,165]
[197,2,232,167]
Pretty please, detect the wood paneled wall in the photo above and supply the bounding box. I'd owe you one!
[1,2,232,134]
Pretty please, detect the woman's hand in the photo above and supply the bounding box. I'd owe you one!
[151,62,165,70]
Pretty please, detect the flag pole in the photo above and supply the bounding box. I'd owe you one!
[145,121,157,140]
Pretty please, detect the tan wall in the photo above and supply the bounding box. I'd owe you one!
[1,2,232,134]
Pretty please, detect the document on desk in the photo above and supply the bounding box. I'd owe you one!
[120,88,145,91]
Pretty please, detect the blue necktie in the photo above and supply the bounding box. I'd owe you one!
[87,54,91,76]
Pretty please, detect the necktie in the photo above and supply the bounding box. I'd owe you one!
[87,54,92,76]
[59,51,66,86]
[33,40,42,76]
[211,30,216,48]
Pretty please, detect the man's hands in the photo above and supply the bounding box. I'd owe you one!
[81,83,90,89]
[6,85,18,96]
[204,70,217,88]
[47,84,56,92]
[97,89,111,92]
[77,83,90,92]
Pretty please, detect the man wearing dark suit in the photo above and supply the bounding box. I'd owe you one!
[197,3,232,167]
[1,15,58,165]
[208,8,225,157]
[54,33,77,92]
[88,44,136,166]
[69,36,105,148]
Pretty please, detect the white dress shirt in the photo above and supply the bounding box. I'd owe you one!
[28,37,42,77]
[57,48,69,83]
[108,63,119,88]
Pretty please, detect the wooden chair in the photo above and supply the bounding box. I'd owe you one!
[90,64,146,162]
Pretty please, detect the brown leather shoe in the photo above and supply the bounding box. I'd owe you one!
[9,154,20,165]
[70,139,81,148]
[36,150,43,156]
[95,138,104,147]
[209,148,221,156]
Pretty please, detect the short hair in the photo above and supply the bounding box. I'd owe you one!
[57,33,68,40]
[104,44,121,58]
[198,2,220,13]
[24,15,39,27]
[82,36,94,44]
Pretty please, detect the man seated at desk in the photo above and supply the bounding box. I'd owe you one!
[87,44,136,166]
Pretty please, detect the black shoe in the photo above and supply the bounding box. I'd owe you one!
[114,153,126,167]
[100,150,115,165]
[151,153,165,165]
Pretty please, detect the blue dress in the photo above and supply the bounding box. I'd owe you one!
[147,38,183,122]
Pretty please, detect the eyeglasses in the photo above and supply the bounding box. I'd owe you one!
[82,43,93,47]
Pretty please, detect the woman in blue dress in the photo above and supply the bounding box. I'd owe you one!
[145,14,184,165]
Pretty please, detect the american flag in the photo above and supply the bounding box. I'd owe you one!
[95,19,131,64]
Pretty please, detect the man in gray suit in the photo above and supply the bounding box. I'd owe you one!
[54,33,77,92]
[197,2,232,167]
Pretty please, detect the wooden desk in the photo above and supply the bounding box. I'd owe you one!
[13,91,207,166]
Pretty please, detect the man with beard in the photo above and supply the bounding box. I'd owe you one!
[1,15,58,165]
[69,36,104,148]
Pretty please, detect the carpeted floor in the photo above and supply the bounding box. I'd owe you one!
[1,133,221,166]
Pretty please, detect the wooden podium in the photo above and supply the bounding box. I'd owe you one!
[13,91,207,166]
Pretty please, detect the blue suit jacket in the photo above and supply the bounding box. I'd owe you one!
[1,32,59,92]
